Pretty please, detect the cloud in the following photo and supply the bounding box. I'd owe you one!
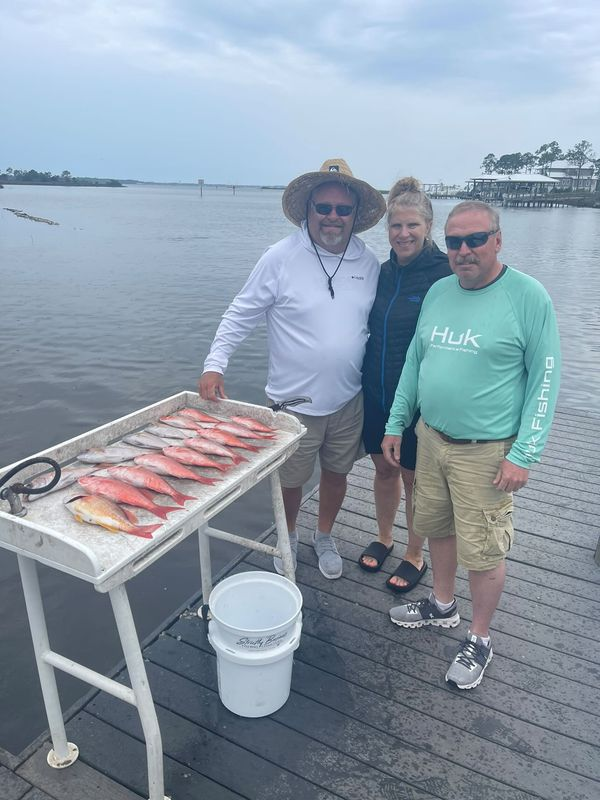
[2,0,599,184]
[5,0,600,96]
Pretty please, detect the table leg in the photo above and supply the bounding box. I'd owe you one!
[198,525,213,601]
[17,555,79,768]
[270,471,295,582]
[109,584,166,800]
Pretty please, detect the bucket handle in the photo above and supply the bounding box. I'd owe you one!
[199,603,211,637]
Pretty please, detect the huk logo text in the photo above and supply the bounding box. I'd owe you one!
[430,326,481,348]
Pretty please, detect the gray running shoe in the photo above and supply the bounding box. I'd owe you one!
[445,632,493,689]
[313,532,343,579]
[273,531,298,576]
[389,593,460,629]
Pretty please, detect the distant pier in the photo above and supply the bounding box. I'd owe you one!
[461,175,600,209]
[422,183,461,199]
[503,191,600,209]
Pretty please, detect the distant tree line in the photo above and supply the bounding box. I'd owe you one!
[0,167,122,187]
[480,140,600,188]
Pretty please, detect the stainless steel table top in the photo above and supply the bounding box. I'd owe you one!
[0,392,304,591]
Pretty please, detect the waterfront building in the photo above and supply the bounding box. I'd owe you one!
[537,160,597,192]
[464,173,559,202]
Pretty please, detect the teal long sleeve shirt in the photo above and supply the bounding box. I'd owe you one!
[385,267,561,468]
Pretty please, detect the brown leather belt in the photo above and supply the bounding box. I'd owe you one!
[424,422,512,445]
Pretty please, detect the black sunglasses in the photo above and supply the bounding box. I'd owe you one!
[445,229,498,250]
[311,202,355,217]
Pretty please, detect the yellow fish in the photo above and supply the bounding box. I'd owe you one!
[64,495,160,538]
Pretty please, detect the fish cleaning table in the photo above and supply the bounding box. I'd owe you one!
[0,392,305,800]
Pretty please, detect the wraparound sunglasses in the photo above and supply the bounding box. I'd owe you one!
[445,229,498,250]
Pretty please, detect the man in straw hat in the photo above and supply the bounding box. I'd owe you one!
[199,159,386,579]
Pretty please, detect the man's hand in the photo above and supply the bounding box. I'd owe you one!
[198,371,227,401]
[381,435,402,467]
[492,459,529,493]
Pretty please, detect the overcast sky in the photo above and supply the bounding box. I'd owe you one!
[2,0,599,187]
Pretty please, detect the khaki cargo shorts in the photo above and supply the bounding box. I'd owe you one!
[271,392,364,488]
[412,418,516,571]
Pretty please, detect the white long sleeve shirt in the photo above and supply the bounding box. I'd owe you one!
[203,223,380,415]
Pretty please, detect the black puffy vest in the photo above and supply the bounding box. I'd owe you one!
[362,242,451,413]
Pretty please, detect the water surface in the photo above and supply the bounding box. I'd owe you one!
[1,185,598,752]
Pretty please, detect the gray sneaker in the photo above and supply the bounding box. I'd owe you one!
[445,632,493,689]
[273,531,298,576]
[312,532,343,579]
[389,593,460,629]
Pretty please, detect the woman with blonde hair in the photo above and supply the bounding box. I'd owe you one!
[359,178,451,591]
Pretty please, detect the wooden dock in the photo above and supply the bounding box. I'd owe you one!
[503,193,570,208]
[422,183,461,199]
[3,407,600,800]
[502,191,600,208]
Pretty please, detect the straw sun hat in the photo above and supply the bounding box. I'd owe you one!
[282,158,386,234]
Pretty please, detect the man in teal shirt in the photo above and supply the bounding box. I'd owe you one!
[382,200,560,689]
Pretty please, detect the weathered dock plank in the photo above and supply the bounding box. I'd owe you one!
[0,764,31,800]
[85,682,386,800]
[20,790,55,800]
[16,745,142,800]
[66,712,247,800]
[88,659,534,800]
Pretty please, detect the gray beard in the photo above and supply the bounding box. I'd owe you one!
[320,229,345,249]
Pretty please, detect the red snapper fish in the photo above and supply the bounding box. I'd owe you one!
[178,407,222,424]
[133,454,219,485]
[193,427,259,451]
[182,437,248,464]
[78,476,180,520]
[215,422,273,440]
[162,446,232,472]
[230,416,276,434]
[104,466,196,506]
[64,495,160,538]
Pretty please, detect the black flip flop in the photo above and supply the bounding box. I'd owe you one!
[386,560,428,593]
[358,541,394,573]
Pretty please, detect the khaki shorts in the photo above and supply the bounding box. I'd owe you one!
[413,418,515,571]
[271,392,364,488]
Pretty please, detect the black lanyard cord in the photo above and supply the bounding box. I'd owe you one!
[311,239,350,299]
[306,199,359,299]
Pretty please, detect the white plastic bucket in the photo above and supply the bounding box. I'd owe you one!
[209,618,301,717]
[207,571,303,717]
[208,571,303,651]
